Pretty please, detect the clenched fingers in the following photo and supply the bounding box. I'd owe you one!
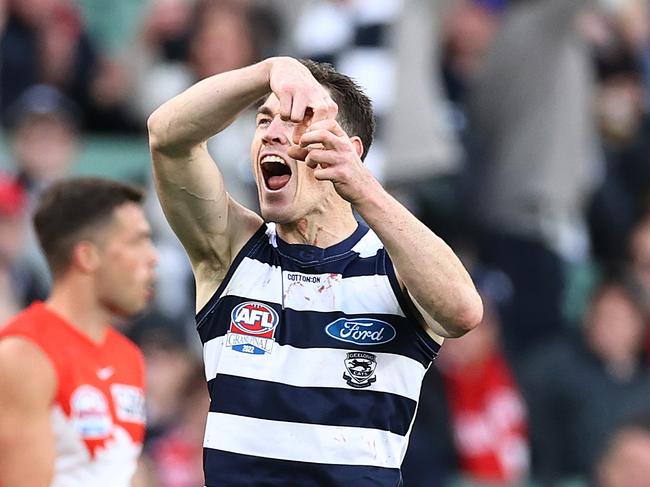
[299,129,341,150]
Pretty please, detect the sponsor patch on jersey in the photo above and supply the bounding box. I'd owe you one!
[325,318,396,346]
[343,351,377,388]
[70,385,113,439]
[226,301,279,355]
[111,384,146,424]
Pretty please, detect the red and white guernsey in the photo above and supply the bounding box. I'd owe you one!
[0,302,146,487]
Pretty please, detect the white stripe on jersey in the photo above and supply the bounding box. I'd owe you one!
[203,336,427,402]
[350,229,384,258]
[219,258,404,317]
[204,412,405,469]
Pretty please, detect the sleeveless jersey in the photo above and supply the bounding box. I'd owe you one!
[197,223,442,486]
[0,302,146,487]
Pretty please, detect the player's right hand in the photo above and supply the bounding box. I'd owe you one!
[267,57,338,143]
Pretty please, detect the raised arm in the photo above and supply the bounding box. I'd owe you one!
[0,337,57,486]
[292,120,483,338]
[147,63,267,307]
[148,57,336,309]
[355,184,483,337]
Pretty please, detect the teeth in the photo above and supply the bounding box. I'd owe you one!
[261,155,286,165]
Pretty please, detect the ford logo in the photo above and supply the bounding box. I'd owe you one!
[325,318,396,346]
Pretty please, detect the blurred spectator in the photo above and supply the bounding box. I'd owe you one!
[0,175,31,323]
[398,0,506,243]
[129,316,200,444]
[522,279,650,485]
[442,0,504,106]
[133,0,283,210]
[1,0,138,132]
[588,29,650,264]
[132,0,281,120]
[437,294,529,486]
[595,413,650,487]
[465,0,609,360]
[145,361,209,487]
[292,0,406,181]
[5,85,81,295]
[7,85,79,200]
[384,0,462,191]
[1,0,90,124]
[624,213,650,363]
[289,0,465,227]
[625,213,650,319]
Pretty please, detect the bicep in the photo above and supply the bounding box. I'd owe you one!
[0,338,57,487]
[151,143,262,271]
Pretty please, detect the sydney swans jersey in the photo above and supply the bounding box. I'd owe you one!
[197,223,442,486]
[0,302,146,487]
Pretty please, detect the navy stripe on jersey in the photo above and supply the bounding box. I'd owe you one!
[197,296,437,366]
[208,374,416,436]
[266,252,390,277]
[273,223,370,265]
[203,449,402,487]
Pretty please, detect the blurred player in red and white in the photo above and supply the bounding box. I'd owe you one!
[0,177,158,487]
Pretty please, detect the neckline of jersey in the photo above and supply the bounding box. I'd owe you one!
[33,301,111,349]
[273,221,369,262]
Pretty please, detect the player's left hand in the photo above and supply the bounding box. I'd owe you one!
[288,119,378,206]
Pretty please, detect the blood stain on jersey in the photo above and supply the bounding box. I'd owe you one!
[226,301,279,355]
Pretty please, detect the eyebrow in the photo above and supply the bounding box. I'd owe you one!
[256,105,274,117]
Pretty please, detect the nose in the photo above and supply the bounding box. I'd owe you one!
[261,116,289,145]
[149,242,159,268]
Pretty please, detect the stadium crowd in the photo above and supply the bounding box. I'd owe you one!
[1,0,649,486]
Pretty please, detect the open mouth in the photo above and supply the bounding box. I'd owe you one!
[261,155,292,191]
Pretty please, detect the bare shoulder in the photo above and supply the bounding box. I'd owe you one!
[0,337,57,409]
[193,197,264,312]
[227,197,265,254]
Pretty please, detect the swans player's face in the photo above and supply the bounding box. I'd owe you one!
[93,203,158,317]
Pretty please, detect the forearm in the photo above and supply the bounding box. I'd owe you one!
[355,181,482,336]
[148,59,273,155]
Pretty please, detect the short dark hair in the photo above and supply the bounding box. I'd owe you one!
[299,59,375,161]
[33,177,144,277]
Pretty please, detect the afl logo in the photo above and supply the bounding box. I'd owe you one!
[231,301,279,335]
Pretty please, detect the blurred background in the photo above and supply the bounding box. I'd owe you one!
[1,0,649,486]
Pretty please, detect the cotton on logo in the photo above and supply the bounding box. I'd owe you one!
[230,301,279,336]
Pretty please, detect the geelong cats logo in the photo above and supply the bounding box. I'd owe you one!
[343,352,377,388]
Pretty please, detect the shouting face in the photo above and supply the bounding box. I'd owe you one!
[250,93,339,225]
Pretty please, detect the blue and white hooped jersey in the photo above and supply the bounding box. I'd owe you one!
[197,222,442,487]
